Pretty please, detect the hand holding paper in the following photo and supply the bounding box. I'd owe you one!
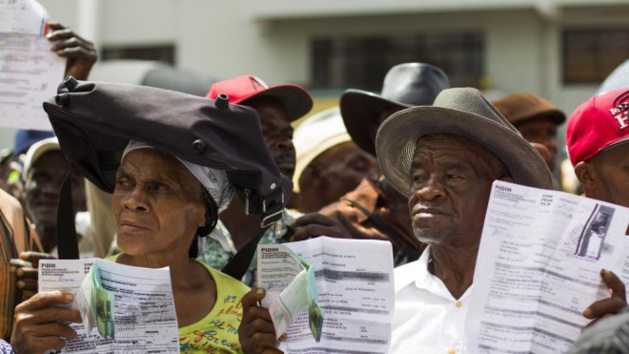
[10,291,81,354]
[465,181,629,353]
[259,244,324,341]
[38,259,180,353]
[0,0,65,130]
[257,237,394,354]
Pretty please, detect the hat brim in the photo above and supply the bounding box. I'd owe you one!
[376,106,553,197]
[238,84,313,122]
[23,138,60,178]
[292,133,352,193]
[340,89,412,156]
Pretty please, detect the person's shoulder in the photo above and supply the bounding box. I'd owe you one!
[202,262,250,295]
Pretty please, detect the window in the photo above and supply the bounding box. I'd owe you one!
[563,28,629,84]
[102,45,175,65]
[311,33,484,91]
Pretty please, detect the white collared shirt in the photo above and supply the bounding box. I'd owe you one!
[391,246,473,354]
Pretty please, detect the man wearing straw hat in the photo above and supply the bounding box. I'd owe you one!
[292,108,377,213]
[376,87,627,353]
[319,63,449,266]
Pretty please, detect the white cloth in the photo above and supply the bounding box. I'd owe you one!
[121,141,233,212]
[391,246,472,354]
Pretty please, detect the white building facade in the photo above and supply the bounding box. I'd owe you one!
[23,0,629,119]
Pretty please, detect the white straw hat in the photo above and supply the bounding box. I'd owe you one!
[292,107,351,192]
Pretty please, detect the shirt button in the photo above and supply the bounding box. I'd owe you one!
[448,348,456,354]
[455,301,462,308]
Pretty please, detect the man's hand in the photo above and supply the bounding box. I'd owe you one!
[46,21,97,80]
[10,291,81,354]
[583,269,627,327]
[239,288,284,354]
[335,215,390,242]
[290,213,351,242]
[16,251,56,300]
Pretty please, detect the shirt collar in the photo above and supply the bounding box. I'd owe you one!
[402,245,474,302]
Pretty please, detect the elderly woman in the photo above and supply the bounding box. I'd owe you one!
[9,79,289,353]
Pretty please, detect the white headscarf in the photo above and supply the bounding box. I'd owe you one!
[121,141,234,212]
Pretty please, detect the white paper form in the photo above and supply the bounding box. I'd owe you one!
[258,244,316,339]
[466,181,629,354]
[0,0,48,35]
[258,237,395,354]
[39,259,180,354]
[0,0,64,130]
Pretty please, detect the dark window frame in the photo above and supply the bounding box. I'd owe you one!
[311,32,485,91]
[562,28,629,84]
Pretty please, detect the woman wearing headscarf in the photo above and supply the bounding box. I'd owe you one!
[8,79,289,353]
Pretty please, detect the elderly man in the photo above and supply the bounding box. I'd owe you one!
[21,138,87,254]
[375,87,626,353]
[320,62,449,265]
[292,108,377,213]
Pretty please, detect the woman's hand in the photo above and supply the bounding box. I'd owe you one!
[10,291,82,354]
[16,251,57,300]
[239,288,284,354]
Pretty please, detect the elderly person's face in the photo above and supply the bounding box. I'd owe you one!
[113,149,206,257]
[301,142,377,203]
[407,134,509,247]
[24,151,86,227]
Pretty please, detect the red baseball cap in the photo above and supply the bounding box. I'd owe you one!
[205,75,313,122]
[566,87,629,166]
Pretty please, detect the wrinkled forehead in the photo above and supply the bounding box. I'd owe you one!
[119,148,196,184]
[121,147,179,167]
[411,133,501,169]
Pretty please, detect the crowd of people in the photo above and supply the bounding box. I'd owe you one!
[0,21,628,354]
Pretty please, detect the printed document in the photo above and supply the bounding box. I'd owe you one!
[39,259,180,353]
[0,0,64,130]
[466,181,629,353]
[258,236,395,354]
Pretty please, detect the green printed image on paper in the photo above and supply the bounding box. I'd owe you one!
[92,266,114,339]
[305,262,323,342]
